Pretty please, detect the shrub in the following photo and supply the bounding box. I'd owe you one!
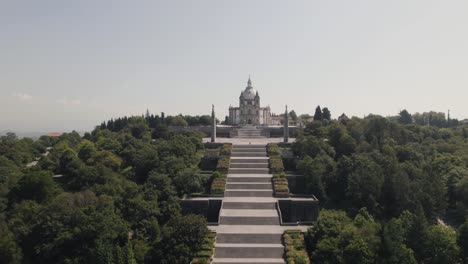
[211,178,226,196]
[192,258,209,264]
[283,230,310,264]
[273,172,286,178]
[267,143,282,157]
[273,174,289,198]
[270,157,284,173]
[219,144,232,156]
[192,231,216,264]
[212,171,221,178]
[216,157,230,173]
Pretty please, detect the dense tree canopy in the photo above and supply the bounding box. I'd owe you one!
[0,108,467,263]
[291,109,468,263]
[0,115,209,263]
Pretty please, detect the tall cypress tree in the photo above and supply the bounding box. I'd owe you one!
[314,105,323,121]
[322,107,331,121]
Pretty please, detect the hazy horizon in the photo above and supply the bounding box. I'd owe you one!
[1,0,467,132]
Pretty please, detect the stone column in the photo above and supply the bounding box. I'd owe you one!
[211,104,216,143]
[284,105,289,143]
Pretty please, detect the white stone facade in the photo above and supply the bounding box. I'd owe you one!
[229,78,271,126]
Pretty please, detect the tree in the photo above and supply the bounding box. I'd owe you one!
[9,171,59,204]
[382,218,417,264]
[289,110,298,121]
[306,210,352,263]
[31,191,128,263]
[347,154,384,214]
[127,116,151,139]
[173,168,203,195]
[458,219,468,263]
[77,139,97,163]
[152,124,170,139]
[336,134,357,157]
[322,107,331,121]
[170,116,188,127]
[0,156,22,211]
[398,110,413,125]
[97,137,122,153]
[148,214,209,264]
[314,105,323,121]
[0,221,22,264]
[423,225,460,264]
[343,237,372,264]
[306,209,380,264]
[297,156,327,203]
[91,151,122,171]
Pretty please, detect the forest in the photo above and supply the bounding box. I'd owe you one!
[0,109,467,264]
[292,107,468,263]
[0,115,210,263]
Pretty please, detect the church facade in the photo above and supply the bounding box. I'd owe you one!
[228,78,271,126]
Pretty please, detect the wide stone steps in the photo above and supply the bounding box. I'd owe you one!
[220,209,280,225]
[237,130,262,134]
[220,216,280,225]
[223,201,276,210]
[233,144,266,148]
[228,168,269,174]
[213,244,284,258]
[227,176,271,183]
[213,143,286,263]
[212,258,285,264]
[216,233,282,244]
[224,189,273,197]
[231,152,267,157]
[235,136,267,139]
[232,148,266,153]
[230,162,268,168]
[226,183,272,190]
[231,158,269,163]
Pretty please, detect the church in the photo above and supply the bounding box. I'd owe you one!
[228,77,272,126]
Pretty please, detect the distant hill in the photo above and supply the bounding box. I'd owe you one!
[0,130,86,139]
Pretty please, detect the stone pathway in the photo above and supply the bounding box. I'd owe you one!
[203,138,296,144]
[211,144,286,264]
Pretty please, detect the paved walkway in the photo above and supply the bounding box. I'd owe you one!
[203,138,296,144]
[211,144,286,264]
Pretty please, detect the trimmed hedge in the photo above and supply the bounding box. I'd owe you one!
[216,157,230,174]
[267,143,282,157]
[192,231,216,264]
[210,176,226,196]
[219,143,232,157]
[283,230,310,264]
[269,156,284,173]
[273,172,289,198]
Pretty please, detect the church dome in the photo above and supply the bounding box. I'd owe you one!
[242,87,256,99]
[241,77,257,100]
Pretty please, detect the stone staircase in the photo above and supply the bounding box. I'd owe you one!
[212,144,285,264]
[234,126,265,139]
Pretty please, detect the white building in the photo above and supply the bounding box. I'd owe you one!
[228,78,271,126]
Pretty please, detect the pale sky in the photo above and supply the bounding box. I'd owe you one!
[1,0,467,132]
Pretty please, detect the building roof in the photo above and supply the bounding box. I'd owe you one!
[241,77,257,100]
